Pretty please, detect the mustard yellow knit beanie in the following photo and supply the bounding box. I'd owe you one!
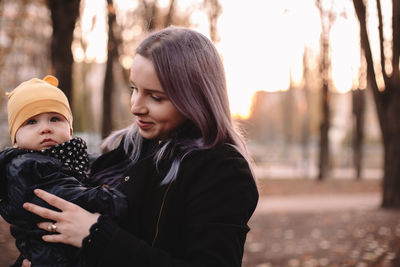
[6,75,73,144]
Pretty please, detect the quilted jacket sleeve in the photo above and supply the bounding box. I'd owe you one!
[0,153,127,226]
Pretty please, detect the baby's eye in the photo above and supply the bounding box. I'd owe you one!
[50,116,60,122]
[26,119,36,125]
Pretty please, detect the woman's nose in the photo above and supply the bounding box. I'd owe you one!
[130,94,148,115]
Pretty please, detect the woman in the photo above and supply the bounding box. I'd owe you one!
[23,26,259,266]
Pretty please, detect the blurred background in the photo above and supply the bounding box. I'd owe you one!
[0,0,385,181]
[1,0,400,266]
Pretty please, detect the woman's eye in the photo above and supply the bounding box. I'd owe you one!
[151,95,162,102]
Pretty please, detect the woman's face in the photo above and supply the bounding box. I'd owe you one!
[129,54,186,140]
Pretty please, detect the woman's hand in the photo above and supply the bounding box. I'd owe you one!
[23,189,100,248]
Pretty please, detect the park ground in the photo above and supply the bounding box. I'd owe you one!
[243,178,400,267]
[1,178,399,267]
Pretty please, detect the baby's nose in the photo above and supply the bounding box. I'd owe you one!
[40,122,52,134]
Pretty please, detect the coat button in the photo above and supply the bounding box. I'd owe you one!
[124,176,130,182]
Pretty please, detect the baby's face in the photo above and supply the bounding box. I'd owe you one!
[14,112,72,150]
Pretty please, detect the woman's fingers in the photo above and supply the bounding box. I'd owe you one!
[37,222,58,232]
[23,189,100,248]
[23,202,61,221]
[23,189,80,221]
[33,189,73,211]
[41,233,68,243]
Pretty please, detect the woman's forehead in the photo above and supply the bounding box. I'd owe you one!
[130,55,163,91]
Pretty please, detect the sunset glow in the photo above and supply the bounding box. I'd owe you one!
[76,0,369,118]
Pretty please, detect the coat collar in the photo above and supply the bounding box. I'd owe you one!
[26,137,89,179]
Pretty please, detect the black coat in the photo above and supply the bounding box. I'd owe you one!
[82,141,259,267]
[0,138,127,266]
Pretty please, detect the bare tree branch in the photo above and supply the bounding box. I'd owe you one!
[353,0,382,101]
[203,0,222,42]
[392,0,400,83]
[376,0,389,85]
[164,0,176,27]
[102,0,118,138]
[48,0,80,103]
[141,0,158,31]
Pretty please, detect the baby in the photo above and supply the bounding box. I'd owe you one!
[0,76,126,266]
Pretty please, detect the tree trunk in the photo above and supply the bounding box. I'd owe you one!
[301,48,311,178]
[352,88,365,179]
[353,0,400,208]
[282,83,294,147]
[381,95,400,207]
[48,0,80,104]
[315,0,334,180]
[318,82,330,180]
[102,0,118,139]
[382,142,400,206]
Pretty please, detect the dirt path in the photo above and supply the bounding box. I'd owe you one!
[256,193,381,214]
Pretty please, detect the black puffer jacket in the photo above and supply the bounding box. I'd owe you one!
[0,137,127,267]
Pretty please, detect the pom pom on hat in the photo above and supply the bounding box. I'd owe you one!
[6,75,73,144]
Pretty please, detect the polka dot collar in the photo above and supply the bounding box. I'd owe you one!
[27,137,89,179]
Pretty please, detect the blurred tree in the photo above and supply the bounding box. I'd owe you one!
[352,46,367,180]
[203,0,222,42]
[301,48,312,178]
[164,0,176,27]
[47,0,80,104]
[282,74,295,148]
[0,0,52,147]
[352,87,365,179]
[141,0,158,30]
[137,0,178,31]
[315,0,336,180]
[102,0,118,139]
[353,0,400,207]
[0,0,28,90]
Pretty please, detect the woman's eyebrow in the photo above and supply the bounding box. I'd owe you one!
[144,88,166,95]
[129,79,165,94]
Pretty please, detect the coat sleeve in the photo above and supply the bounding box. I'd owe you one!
[1,154,127,226]
[81,146,259,267]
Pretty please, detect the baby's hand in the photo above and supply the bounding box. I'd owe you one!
[22,259,31,267]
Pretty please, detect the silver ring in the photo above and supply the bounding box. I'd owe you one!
[48,223,57,232]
